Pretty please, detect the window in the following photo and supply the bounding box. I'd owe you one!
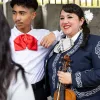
[37,0,100,7]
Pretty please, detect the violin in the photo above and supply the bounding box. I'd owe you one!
[54,55,76,100]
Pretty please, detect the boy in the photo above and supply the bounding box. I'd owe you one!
[9,0,60,100]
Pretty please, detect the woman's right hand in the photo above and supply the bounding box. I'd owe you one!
[57,71,72,84]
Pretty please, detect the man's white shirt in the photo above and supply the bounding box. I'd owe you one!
[10,26,60,84]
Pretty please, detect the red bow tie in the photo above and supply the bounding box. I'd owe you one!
[14,34,38,51]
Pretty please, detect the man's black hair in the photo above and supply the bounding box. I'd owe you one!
[10,0,38,11]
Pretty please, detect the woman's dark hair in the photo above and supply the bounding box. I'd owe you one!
[61,3,90,47]
[10,0,38,11]
[0,10,27,100]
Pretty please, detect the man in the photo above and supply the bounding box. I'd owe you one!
[9,0,60,100]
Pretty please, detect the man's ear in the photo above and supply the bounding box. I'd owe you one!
[32,11,36,20]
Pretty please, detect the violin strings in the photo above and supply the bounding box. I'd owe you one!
[57,82,61,100]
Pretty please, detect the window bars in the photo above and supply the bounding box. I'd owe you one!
[38,0,100,7]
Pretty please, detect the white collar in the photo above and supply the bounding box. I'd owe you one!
[54,30,82,53]
[66,30,82,43]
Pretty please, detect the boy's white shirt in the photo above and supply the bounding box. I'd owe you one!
[10,26,61,84]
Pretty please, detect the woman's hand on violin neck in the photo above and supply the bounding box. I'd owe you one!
[57,71,72,84]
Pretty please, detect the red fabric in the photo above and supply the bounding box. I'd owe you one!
[14,34,38,51]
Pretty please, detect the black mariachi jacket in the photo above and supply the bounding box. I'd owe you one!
[44,34,100,100]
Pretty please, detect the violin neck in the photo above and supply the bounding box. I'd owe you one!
[60,84,65,100]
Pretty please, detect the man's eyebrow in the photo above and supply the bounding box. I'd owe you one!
[19,11,26,13]
[12,10,16,12]
[12,10,26,13]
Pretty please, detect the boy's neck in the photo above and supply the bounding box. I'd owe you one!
[16,26,31,33]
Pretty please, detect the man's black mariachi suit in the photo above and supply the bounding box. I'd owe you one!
[45,33,100,100]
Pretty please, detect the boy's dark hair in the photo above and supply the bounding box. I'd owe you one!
[10,0,38,11]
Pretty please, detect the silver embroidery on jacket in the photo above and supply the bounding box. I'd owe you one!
[52,54,61,89]
[95,41,100,59]
[67,33,83,56]
[75,72,83,88]
[72,85,100,98]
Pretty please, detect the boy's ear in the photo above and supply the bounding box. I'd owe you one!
[32,11,36,19]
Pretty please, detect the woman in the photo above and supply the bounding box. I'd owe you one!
[45,3,100,100]
[0,10,35,100]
